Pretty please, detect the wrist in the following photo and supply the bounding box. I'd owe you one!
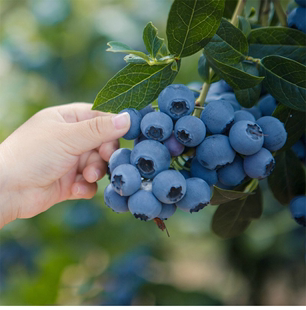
[0,142,19,228]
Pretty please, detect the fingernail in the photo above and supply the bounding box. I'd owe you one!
[75,185,86,195]
[112,112,130,130]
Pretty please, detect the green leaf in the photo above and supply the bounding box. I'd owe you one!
[106,41,150,61]
[234,62,261,108]
[272,104,306,151]
[238,16,251,37]
[92,61,179,113]
[124,54,148,64]
[210,186,253,205]
[158,43,170,58]
[204,52,264,90]
[259,56,306,112]
[268,150,306,205]
[166,0,225,58]
[143,22,164,58]
[204,18,248,65]
[248,27,306,64]
[212,186,263,239]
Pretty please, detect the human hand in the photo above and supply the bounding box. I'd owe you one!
[0,103,130,228]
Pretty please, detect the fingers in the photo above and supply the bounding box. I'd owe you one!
[99,140,119,162]
[82,151,107,183]
[70,175,98,200]
[63,112,130,155]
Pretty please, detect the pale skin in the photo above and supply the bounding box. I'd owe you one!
[0,103,131,228]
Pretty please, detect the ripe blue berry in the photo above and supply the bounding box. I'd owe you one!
[109,148,131,174]
[295,0,306,7]
[130,140,171,179]
[119,108,142,140]
[128,190,162,221]
[243,148,275,179]
[229,120,264,155]
[140,111,173,141]
[234,110,256,123]
[242,106,262,120]
[158,84,195,120]
[180,169,191,179]
[206,80,232,99]
[104,184,129,213]
[289,196,306,226]
[201,100,235,134]
[187,81,202,99]
[256,116,288,151]
[158,203,177,220]
[288,7,306,33]
[190,157,218,186]
[133,134,147,147]
[163,133,185,156]
[152,170,187,204]
[111,164,141,196]
[139,104,155,117]
[196,135,236,170]
[292,140,305,160]
[174,115,206,147]
[217,156,246,186]
[258,94,277,116]
[176,178,211,213]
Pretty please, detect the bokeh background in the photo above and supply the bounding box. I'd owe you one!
[0,0,305,305]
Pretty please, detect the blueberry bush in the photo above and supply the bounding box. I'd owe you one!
[94,0,306,237]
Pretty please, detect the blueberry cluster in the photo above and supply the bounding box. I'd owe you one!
[287,0,306,33]
[104,82,288,223]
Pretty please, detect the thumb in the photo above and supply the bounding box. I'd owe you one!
[66,112,130,154]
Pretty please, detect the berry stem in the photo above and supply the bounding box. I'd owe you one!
[272,0,287,27]
[259,0,271,26]
[243,178,259,193]
[231,0,247,26]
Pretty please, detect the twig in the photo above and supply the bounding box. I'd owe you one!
[272,0,287,27]
[231,0,247,26]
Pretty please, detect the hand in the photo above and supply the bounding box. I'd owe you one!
[0,103,130,228]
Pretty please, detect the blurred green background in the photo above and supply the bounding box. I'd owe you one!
[0,0,305,306]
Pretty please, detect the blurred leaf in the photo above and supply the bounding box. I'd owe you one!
[212,186,262,239]
[198,54,210,82]
[234,62,261,108]
[204,18,248,65]
[210,186,253,205]
[248,27,306,64]
[143,22,164,58]
[166,0,225,58]
[106,41,150,61]
[268,150,306,205]
[272,104,306,151]
[205,53,264,90]
[93,62,179,113]
[259,56,306,112]
[238,16,252,37]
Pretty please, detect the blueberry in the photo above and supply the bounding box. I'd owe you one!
[229,120,264,155]
[128,190,162,221]
[158,203,177,220]
[207,93,240,112]
[152,170,187,204]
[176,178,211,213]
[292,140,305,160]
[258,94,277,116]
[187,81,202,99]
[234,110,256,123]
[242,106,262,120]
[217,156,246,186]
[139,104,155,117]
[130,140,171,179]
[289,195,306,226]
[206,80,233,99]
[158,84,195,120]
[288,7,306,33]
[190,157,218,186]
[215,181,235,190]
[104,184,129,213]
[243,148,275,179]
[180,169,191,179]
[163,133,185,156]
[109,148,131,174]
[133,134,147,147]
[196,135,236,170]
[119,108,142,140]
[174,115,206,147]
[201,100,235,134]
[295,0,306,7]
[140,111,173,141]
[111,164,141,196]
[256,116,288,151]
